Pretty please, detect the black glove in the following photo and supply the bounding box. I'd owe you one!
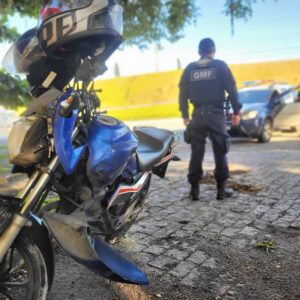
[183,123,192,144]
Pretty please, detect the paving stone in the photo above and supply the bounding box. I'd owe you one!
[252,220,268,230]
[187,250,209,265]
[151,227,177,238]
[221,227,240,237]
[252,205,270,216]
[137,226,162,235]
[165,249,190,261]
[233,216,255,228]
[143,245,165,255]
[148,256,179,270]
[180,268,201,287]
[127,242,148,253]
[216,216,237,227]
[271,221,291,228]
[230,238,250,250]
[290,218,300,229]
[210,283,232,296]
[178,242,198,253]
[203,223,224,233]
[239,226,259,237]
[202,257,218,269]
[132,252,156,265]
[129,224,145,233]
[169,260,196,278]
[171,230,192,238]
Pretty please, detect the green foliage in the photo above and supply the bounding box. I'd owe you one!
[0,14,19,42]
[256,240,276,254]
[0,69,30,108]
[0,0,39,42]
[121,0,198,47]
[224,0,257,34]
[0,0,268,45]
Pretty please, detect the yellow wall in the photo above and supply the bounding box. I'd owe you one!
[95,59,300,109]
[230,59,300,88]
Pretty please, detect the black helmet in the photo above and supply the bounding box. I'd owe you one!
[198,38,216,55]
[38,0,123,55]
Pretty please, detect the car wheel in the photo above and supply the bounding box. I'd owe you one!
[258,119,273,143]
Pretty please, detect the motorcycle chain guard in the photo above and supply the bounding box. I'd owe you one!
[42,213,149,285]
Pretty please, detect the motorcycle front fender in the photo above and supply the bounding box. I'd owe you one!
[43,213,149,285]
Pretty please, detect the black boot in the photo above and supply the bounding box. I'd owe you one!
[190,183,200,201]
[216,182,233,200]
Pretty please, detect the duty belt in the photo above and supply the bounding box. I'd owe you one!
[193,104,224,112]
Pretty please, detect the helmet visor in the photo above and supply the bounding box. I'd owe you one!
[2,44,21,75]
[2,34,44,75]
[109,4,123,35]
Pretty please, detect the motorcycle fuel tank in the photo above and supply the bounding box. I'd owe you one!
[87,115,138,186]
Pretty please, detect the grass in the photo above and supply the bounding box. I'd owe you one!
[0,152,8,164]
[0,151,10,174]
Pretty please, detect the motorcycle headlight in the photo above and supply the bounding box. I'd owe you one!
[242,110,258,120]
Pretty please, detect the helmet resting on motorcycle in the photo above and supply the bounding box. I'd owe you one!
[38,0,123,55]
[2,0,123,96]
[2,28,45,75]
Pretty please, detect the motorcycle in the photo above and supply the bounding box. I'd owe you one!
[0,1,178,299]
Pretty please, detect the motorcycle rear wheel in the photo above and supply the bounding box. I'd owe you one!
[0,232,48,300]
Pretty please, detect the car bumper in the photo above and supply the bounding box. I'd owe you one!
[227,118,261,137]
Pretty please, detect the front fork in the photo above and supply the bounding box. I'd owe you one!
[0,156,60,261]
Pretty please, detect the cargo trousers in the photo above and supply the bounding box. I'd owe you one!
[188,106,230,185]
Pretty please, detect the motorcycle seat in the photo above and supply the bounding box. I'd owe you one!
[134,127,174,172]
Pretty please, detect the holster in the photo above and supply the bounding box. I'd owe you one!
[183,123,192,144]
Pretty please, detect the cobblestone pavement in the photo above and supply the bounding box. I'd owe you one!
[120,133,300,299]
[1,133,300,299]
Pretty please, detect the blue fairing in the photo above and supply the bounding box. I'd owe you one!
[53,89,86,175]
[42,213,149,285]
[87,115,138,186]
[53,90,138,181]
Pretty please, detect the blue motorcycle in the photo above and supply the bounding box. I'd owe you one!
[0,1,177,298]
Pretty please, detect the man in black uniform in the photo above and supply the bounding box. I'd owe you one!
[179,38,242,201]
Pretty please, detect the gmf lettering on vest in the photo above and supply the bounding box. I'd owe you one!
[191,68,216,81]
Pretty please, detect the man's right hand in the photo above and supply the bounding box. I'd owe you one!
[183,118,190,127]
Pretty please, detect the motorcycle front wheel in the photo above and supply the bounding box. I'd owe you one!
[0,232,48,300]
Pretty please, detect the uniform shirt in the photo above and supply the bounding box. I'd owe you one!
[179,58,241,118]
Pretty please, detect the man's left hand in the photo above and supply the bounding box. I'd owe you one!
[183,118,190,127]
[232,113,241,125]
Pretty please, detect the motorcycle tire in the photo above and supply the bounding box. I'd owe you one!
[0,232,48,300]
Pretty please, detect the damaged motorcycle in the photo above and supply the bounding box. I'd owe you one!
[0,1,178,299]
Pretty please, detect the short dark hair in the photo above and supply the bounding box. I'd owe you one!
[198,38,216,55]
